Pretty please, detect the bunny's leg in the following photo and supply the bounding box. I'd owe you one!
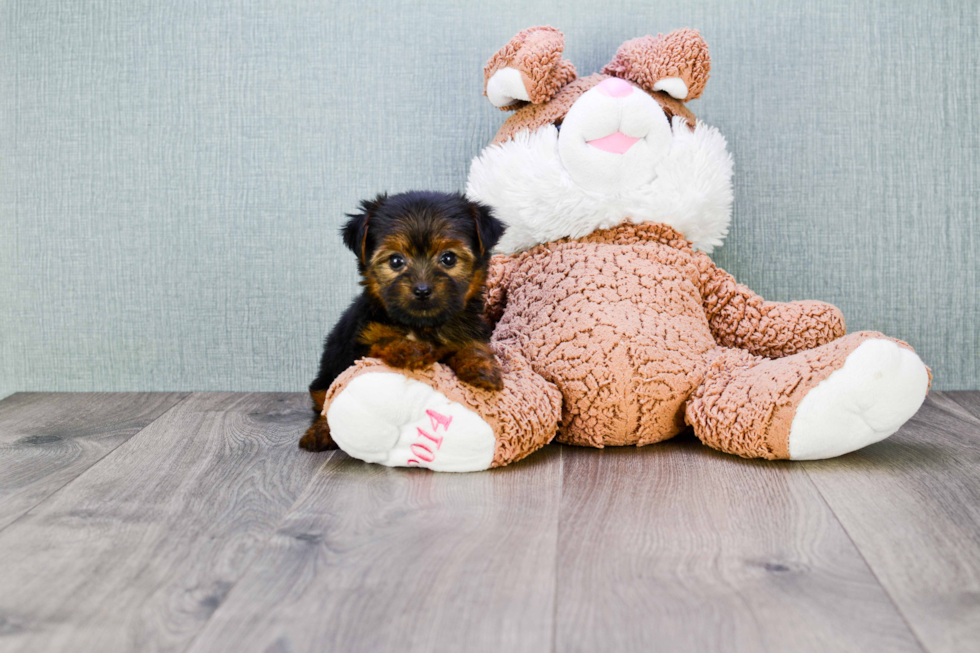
[321,341,561,472]
[686,332,929,460]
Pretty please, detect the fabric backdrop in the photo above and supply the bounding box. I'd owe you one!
[1,0,977,398]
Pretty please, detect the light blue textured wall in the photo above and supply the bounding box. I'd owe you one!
[1,0,978,396]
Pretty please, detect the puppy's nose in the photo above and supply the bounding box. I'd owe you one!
[597,77,633,97]
[412,283,432,300]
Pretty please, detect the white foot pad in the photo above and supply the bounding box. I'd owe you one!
[789,339,929,460]
[326,372,496,472]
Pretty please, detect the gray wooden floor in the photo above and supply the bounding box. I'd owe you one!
[0,392,978,653]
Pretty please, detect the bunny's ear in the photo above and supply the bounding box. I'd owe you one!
[602,28,711,101]
[483,26,577,110]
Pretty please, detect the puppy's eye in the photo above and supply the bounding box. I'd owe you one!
[388,254,406,271]
[439,252,457,268]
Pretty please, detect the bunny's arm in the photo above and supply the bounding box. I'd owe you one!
[695,253,846,359]
[484,254,517,327]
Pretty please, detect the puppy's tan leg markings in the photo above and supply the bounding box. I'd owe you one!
[370,339,439,369]
[448,342,504,391]
[299,414,338,451]
[310,389,328,413]
[360,321,440,369]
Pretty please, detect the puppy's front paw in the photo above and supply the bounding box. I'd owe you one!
[371,339,438,370]
[299,415,338,451]
[450,347,504,392]
[466,365,504,392]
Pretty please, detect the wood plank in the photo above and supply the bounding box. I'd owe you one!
[555,440,924,653]
[0,392,188,531]
[803,391,980,653]
[0,392,330,653]
[943,390,980,427]
[185,446,563,653]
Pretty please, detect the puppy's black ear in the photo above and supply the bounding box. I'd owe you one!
[468,200,505,255]
[342,194,387,264]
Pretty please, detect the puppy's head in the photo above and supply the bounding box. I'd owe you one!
[342,191,505,327]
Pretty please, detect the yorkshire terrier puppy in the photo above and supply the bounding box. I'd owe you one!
[299,191,506,452]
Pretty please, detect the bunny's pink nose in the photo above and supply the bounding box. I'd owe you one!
[597,77,633,97]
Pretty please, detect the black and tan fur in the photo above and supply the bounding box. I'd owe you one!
[300,191,506,452]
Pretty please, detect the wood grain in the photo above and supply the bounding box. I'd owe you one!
[555,439,924,653]
[2,392,978,652]
[944,390,980,426]
[185,447,563,653]
[0,392,188,531]
[803,391,980,653]
[0,392,330,653]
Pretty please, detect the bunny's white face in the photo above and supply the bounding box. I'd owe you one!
[466,87,734,255]
[469,27,733,255]
[556,77,673,193]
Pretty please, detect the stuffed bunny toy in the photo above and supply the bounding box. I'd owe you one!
[315,27,930,471]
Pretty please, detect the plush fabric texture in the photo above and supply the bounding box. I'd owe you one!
[490,74,695,146]
[325,372,499,471]
[602,29,711,101]
[483,26,577,109]
[324,222,926,465]
[786,338,931,459]
[321,25,930,469]
[469,116,734,254]
[685,331,918,460]
[322,347,562,469]
[490,222,853,449]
